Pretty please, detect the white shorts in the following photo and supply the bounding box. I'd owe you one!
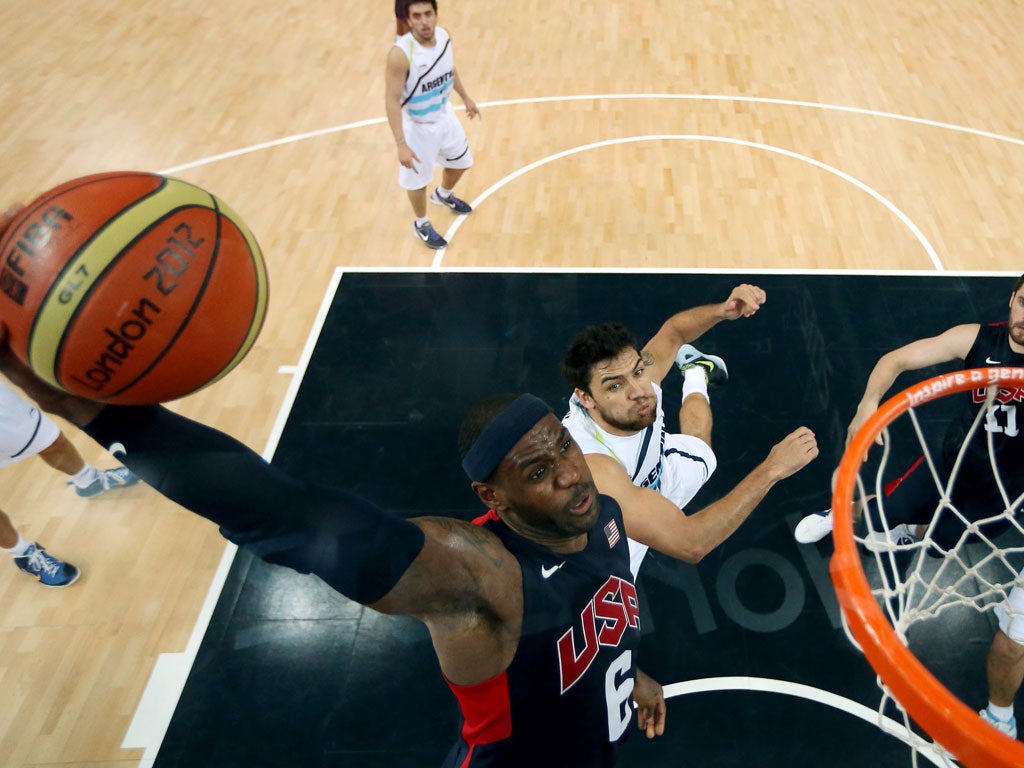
[627,434,717,577]
[996,566,1024,644]
[0,380,60,468]
[658,433,718,509]
[398,106,473,190]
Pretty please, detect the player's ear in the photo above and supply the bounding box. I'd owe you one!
[471,481,505,512]
[574,387,595,409]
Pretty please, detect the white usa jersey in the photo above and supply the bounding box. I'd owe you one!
[562,383,717,576]
[396,27,455,124]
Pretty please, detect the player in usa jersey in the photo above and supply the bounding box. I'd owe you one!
[562,283,819,577]
[385,0,480,250]
[0,317,666,767]
[795,273,1024,739]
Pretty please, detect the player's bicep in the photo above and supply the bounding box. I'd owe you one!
[384,47,409,104]
[893,324,979,369]
[585,454,700,561]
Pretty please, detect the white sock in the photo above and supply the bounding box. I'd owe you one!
[437,187,453,198]
[4,533,31,557]
[69,465,98,488]
[682,366,710,403]
[988,702,1015,721]
[415,216,429,226]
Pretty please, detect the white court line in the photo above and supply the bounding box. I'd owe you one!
[663,676,949,766]
[159,93,1024,177]
[432,134,942,270]
[317,265,1021,277]
[121,267,346,767]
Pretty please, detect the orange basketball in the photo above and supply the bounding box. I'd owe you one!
[0,171,269,404]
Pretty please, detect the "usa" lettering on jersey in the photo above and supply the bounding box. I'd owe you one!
[556,576,640,693]
[972,386,1024,405]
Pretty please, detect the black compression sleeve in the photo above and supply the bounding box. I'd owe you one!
[83,405,425,605]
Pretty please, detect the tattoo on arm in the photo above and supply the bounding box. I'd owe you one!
[641,350,654,367]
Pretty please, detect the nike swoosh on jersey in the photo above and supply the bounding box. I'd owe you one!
[541,563,565,578]
[987,357,1002,364]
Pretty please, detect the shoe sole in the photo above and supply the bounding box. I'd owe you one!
[42,569,80,588]
[18,564,80,587]
[676,344,728,383]
[794,512,834,544]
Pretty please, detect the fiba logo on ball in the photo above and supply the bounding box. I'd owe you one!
[0,171,269,405]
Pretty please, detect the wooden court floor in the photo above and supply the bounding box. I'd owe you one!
[1,1,1023,766]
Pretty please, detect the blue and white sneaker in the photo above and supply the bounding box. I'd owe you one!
[13,542,80,587]
[430,188,472,214]
[675,344,728,385]
[74,466,140,498]
[980,706,1018,739]
[413,220,447,250]
[861,523,916,553]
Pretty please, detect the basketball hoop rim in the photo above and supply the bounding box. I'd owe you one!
[830,366,1024,768]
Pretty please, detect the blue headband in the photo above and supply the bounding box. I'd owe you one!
[462,394,554,482]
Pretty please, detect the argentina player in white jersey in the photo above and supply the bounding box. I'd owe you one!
[385,0,480,250]
[561,284,819,577]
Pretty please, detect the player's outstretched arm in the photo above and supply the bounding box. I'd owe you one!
[641,283,766,384]
[0,328,504,628]
[590,426,818,563]
[848,324,980,445]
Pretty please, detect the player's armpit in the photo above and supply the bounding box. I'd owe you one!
[375,516,524,686]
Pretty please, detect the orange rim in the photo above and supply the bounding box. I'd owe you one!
[830,367,1024,768]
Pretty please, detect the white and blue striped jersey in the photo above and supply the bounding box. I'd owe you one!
[396,27,455,124]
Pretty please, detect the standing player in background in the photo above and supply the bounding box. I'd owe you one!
[793,273,1024,738]
[385,0,480,250]
[562,284,819,577]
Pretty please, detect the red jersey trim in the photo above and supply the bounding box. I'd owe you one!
[472,509,500,526]
[445,669,514,750]
[885,455,925,496]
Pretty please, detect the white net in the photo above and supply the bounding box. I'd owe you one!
[833,367,1024,768]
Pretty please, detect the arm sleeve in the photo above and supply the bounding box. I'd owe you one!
[83,405,425,605]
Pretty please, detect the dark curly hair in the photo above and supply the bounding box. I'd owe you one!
[562,323,639,394]
[1014,273,1024,295]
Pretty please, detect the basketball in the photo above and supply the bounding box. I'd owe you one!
[0,171,268,405]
